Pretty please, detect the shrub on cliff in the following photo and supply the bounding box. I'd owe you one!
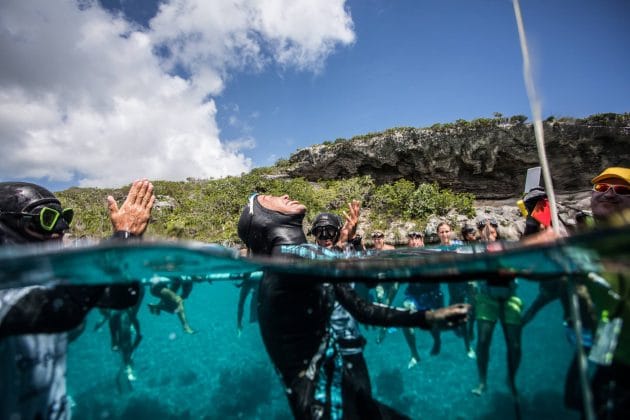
[369,180,475,223]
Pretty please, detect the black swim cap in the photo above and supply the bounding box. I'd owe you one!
[0,182,65,242]
[311,213,342,231]
[310,212,342,243]
[237,194,307,255]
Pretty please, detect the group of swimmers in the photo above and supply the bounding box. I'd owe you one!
[1,166,629,419]
[234,167,630,419]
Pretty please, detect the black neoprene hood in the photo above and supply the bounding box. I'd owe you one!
[0,182,61,213]
[311,212,342,230]
[237,194,307,255]
[0,182,63,243]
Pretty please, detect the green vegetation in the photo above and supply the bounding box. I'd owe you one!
[58,175,475,245]
[58,112,624,245]
[369,180,475,224]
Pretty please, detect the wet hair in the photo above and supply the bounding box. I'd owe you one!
[237,194,307,255]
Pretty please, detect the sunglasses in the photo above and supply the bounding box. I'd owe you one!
[593,183,630,196]
[477,219,498,229]
[3,206,74,233]
[313,226,339,240]
[372,233,384,239]
[408,232,424,239]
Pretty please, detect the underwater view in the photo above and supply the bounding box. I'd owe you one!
[1,1,628,419]
[65,278,575,420]
[3,225,628,420]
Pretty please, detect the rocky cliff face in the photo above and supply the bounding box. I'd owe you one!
[286,117,630,199]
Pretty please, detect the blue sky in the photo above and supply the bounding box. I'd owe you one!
[1,0,628,191]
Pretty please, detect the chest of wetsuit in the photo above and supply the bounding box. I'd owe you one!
[257,272,335,383]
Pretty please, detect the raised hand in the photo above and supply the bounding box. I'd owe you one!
[107,179,155,236]
[338,200,361,247]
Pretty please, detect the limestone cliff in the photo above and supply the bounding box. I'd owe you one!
[285,114,630,199]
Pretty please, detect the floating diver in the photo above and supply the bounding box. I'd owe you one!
[0,179,154,420]
[147,275,196,334]
[238,193,470,420]
[95,285,145,390]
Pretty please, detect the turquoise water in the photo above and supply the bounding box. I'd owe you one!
[4,227,629,419]
[67,280,576,419]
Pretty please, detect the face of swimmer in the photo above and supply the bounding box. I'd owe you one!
[407,232,424,248]
[257,194,307,215]
[437,222,452,245]
[591,176,630,222]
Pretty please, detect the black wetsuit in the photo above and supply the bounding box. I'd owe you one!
[258,269,429,419]
[238,195,432,419]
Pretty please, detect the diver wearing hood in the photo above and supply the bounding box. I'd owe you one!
[0,182,73,244]
[311,204,374,399]
[238,193,470,420]
[0,180,154,420]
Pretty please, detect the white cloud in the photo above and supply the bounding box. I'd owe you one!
[0,0,354,187]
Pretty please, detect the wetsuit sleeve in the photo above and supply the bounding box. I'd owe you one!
[0,285,109,337]
[334,283,431,330]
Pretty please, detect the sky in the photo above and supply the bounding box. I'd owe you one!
[1,0,628,191]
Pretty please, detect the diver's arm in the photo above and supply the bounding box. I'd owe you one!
[101,179,152,308]
[336,200,361,249]
[0,285,119,337]
[334,282,431,329]
[334,283,470,331]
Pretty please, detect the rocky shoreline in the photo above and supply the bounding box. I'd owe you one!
[357,190,592,245]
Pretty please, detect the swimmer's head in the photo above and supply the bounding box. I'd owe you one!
[591,167,630,222]
[310,212,342,248]
[237,193,307,255]
[406,231,424,247]
[461,224,477,242]
[523,187,547,214]
[0,182,72,244]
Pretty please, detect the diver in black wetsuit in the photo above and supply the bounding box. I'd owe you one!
[0,179,154,419]
[95,285,145,386]
[310,204,375,399]
[237,193,470,420]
